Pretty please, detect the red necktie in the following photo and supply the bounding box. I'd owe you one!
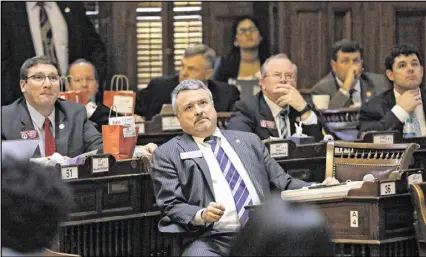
[44,118,56,156]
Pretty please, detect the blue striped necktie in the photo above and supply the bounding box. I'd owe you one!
[205,136,252,226]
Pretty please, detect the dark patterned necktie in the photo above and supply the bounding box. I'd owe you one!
[205,136,252,226]
[279,108,290,139]
[37,2,58,65]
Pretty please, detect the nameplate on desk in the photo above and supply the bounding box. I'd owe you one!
[350,211,359,228]
[92,157,109,173]
[61,166,78,180]
[373,134,394,144]
[269,142,289,158]
[380,181,396,196]
[108,181,129,194]
[136,123,145,134]
[408,173,423,185]
[113,95,134,114]
[161,116,181,131]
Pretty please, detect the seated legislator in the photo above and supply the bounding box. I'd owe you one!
[1,56,103,158]
[151,80,337,256]
[2,155,73,256]
[226,54,323,141]
[358,44,426,137]
[311,39,391,109]
[135,44,240,120]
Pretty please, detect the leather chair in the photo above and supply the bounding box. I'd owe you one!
[410,183,426,256]
[325,141,419,182]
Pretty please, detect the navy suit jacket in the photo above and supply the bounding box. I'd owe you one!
[1,2,107,106]
[1,98,103,157]
[151,129,309,234]
[358,87,426,136]
[226,92,324,141]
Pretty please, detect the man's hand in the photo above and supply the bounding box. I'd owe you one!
[274,84,306,112]
[341,65,362,92]
[142,143,158,155]
[396,89,422,113]
[201,202,225,223]
[322,176,340,185]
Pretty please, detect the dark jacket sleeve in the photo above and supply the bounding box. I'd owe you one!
[226,100,256,133]
[226,85,241,111]
[358,98,403,136]
[211,53,240,83]
[134,79,164,120]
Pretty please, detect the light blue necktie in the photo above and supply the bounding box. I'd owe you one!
[411,111,422,137]
[206,136,252,226]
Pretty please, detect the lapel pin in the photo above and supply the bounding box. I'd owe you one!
[65,7,71,13]
[59,124,65,129]
[235,139,240,143]
[366,91,372,97]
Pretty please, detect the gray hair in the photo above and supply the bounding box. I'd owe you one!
[171,79,214,115]
[184,44,217,69]
[260,53,298,77]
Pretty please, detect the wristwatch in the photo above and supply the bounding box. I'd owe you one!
[299,104,311,116]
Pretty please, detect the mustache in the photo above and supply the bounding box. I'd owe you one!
[195,114,209,123]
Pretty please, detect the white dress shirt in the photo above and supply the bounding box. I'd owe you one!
[191,128,261,232]
[336,76,362,104]
[392,88,426,136]
[26,101,56,157]
[26,2,69,75]
[263,95,318,138]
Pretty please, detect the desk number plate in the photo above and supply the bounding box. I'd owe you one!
[92,158,109,173]
[373,134,394,144]
[350,211,358,228]
[408,173,423,185]
[269,143,288,158]
[61,166,78,180]
[380,182,396,196]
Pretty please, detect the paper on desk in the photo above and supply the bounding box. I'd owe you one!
[62,150,99,166]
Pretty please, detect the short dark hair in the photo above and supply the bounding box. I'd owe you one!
[67,58,99,80]
[331,39,363,61]
[384,44,423,71]
[1,156,73,253]
[20,56,59,80]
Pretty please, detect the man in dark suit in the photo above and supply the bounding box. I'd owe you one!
[227,54,323,141]
[1,1,107,106]
[359,44,426,137]
[2,56,103,158]
[151,80,337,256]
[135,44,240,120]
[311,39,391,109]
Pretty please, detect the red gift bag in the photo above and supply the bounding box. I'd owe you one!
[103,75,136,115]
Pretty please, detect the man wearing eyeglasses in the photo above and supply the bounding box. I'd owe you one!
[1,56,103,158]
[227,54,323,141]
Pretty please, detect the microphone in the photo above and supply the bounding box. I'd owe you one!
[323,134,334,142]
[362,174,376,182]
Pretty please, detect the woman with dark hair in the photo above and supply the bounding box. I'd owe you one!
[212,15,270,84]
[230,198,335,256]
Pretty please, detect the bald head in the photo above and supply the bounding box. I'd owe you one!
[68,61,98,99]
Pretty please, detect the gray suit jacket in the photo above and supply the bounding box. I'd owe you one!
[151,129,309,234]
[311,72,392,109]
[1,97,103,158]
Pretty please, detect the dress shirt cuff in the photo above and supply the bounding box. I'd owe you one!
[339,88,350,97]
[85,102,98,119]
[191,208,206,226]
[300,111,318,125]
[391,105,410,122]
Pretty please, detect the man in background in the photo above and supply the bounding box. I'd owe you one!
[312,39,391,109]
[135,44,240,120]
[2,1,107,105]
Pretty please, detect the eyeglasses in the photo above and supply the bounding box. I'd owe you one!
[26,74,60,83]
[236,26,258,35]
[264,72,296,81]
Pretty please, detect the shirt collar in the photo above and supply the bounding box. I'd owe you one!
[335,75,361,92]
[28,2,52,10]
[192,127,223,144]
[263,94,288,119]
[26,101,55,129]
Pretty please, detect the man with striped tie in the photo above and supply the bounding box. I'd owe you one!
[151,80,337,256]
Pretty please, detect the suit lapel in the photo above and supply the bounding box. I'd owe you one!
[258,94,279,137]
[421,88,426,116]
[54,102,70,156]
[176,134,215,198]
[14,3,36,57]
[360,75,374,103]
[222,130,266,202]
[18,100,41,157]
[57,2,75,60]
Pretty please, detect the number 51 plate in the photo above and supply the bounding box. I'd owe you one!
[61,166,79,180]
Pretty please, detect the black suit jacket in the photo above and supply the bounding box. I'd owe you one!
[1,2,107,105]
[226,92,323,141]
[134,74,241,120]
[2,98,103,157]
[358,87,426,136]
